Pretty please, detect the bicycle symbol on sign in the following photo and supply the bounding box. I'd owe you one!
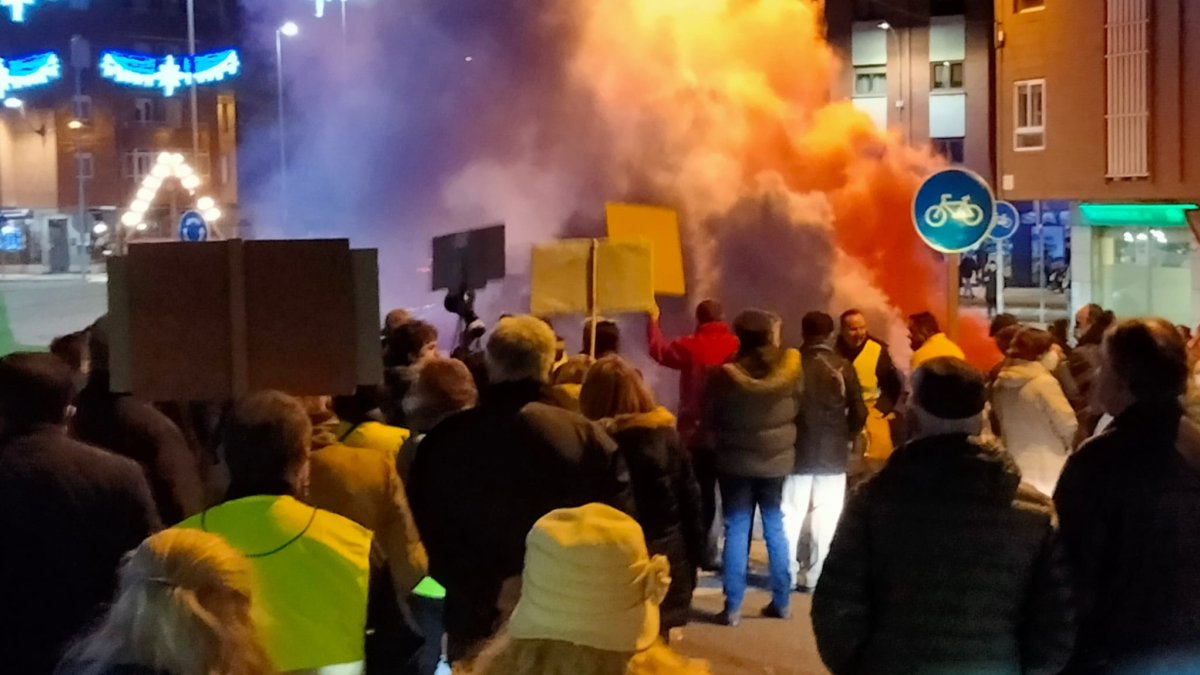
[923,194,986,228]
[996,212,1013,229]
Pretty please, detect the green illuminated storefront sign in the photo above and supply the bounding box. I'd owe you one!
[1079,202,1199,227]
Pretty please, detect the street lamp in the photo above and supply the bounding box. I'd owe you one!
[2,97,22,110]
[877,20,906,143]
[276,21,299,221]
[67,119,84,130]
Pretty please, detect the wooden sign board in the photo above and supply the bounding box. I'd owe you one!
[530,239,655,316]
[605,202,686,296]
[108,239,380,401]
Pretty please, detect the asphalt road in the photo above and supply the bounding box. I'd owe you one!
[0,277,108,352]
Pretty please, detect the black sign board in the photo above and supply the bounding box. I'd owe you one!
[431,223,506,291]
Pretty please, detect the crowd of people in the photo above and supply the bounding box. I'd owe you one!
[1,295,1199,675]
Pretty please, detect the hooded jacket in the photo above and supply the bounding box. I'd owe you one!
[647,318,740,444]
[703,347,803,478]
[601,407,705,631]
[1055,401,1200,672]
[795,343,868,475]
[991,359,1078,496]
[812,434,1075,675]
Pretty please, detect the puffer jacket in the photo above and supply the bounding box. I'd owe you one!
[991,360,1078,496]
[601,407,705,631]
[703,347,803,478]
[795,343,868,475]
[813,434,1075,675]
[1055,401,1200,672]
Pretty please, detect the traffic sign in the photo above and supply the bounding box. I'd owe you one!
[179,210,208,242]
[912,168,996,253]
[991,201,1020,241]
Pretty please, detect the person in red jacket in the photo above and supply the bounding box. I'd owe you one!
[646,299,740,569]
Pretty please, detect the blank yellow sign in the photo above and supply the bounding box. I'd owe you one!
[606,202,687,296]
[530,239,655,316]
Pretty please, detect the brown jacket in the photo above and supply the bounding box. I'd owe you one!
[305,415,429,596]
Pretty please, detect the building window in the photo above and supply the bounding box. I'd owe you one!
[75,153,94,180]
[931,61,964,90]
[1105,0,1149,178]
[218,96,235,134]
[133,98,170,124]
[72,95,92,123]
[1015,0,1045,11]
[1015,79,1046,151]
[854,65,887,97]
[125,149,156,181]
[220,154,230,184]
[932,138,965,163]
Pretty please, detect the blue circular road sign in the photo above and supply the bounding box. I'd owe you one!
[991,201,1020,241]
[179,210,208,242]
[912,168,996,253]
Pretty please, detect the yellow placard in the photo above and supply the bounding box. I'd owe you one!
[605,202,686,296]
[530,239,655,316]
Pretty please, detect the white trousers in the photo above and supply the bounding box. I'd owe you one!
[782,473,847,589]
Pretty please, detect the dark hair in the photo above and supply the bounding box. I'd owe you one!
[0,352,75,429]
[49,331,90,372]
[1008,328,1057,362]
[696,300,724,325]
[839,308,864,324]
[88,315,112,372]
[993,325,1023,355]
[385,320,438,367]
[406,356,479,433]
[223,390,311,497]
[989,313,1020,338]
[733,309,775,350]
[1104,318,1188,401]
[909,312,941,338]
[1050,319,1070,348]
[1080,304,1105,325]
[582,319,621,357]
[1078,306,1116,347]
[331,385,382,424]
[801,311,836,340]
[913,357,987,420]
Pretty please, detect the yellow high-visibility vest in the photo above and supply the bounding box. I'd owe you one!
[336,420,411,463]
[853,339,883,404]
[176,495,372,672]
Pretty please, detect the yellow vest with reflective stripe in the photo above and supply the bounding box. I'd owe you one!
[853,339,883,404]
[176,495,372,672]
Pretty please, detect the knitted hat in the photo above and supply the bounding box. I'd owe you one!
[913,356,987,420]
[509,503,671,653]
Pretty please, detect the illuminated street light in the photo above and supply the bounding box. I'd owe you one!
[280,21,300,37]
[2,97,22,109]
[877,21,891,30]
[276,21,300,222]
[67,119,84,130]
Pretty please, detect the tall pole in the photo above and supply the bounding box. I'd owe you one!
[187,0,200,165]
[341,0,348,49]
[276,30,288,222]
[996,242,1007,315]
[73,48,87,280]
[947,254,961,341]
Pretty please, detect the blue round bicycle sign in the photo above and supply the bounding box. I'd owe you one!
[179,210,208,242]
[912,168,996,253]
[991,201,1020,241]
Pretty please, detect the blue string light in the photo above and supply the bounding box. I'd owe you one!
[1,0,37,23]
[98,48,241,96]
[0,51,61,99]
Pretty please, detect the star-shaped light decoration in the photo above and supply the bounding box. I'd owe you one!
[1,0,37,23]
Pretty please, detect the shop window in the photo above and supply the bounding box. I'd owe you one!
[932,137,965,163]
[854,66,887,96]
[1015,79,1045,150]
[931,61,964,90]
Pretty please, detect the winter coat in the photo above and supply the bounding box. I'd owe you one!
[73,372,204,524]
[812,434,1075,675]
[647,318,740,444]
[991,360,1078,496]
[1055,401,1200,672]
[306,415,429,595]
[1068,342,1104,440]
[334,419,411,461]
[703,347,803,479]
[600,407,705,630]
[911,333,966,370]
[408,379,635,653]
[383,364,420,428]
[0,426,161,675]
[795,343,868,475]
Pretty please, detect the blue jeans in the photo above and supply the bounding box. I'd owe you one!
[719,474,791,614]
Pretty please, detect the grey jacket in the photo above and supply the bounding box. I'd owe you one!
[703,347,803,478]
[795,343,868,475]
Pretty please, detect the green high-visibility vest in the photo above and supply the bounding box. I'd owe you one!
[176,495,372,672]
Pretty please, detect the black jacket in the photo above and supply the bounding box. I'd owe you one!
[0,426,161,675]
[704,346,803,478]
[601,408,704,631]
[813,434,1075,675]
[1055,401,1200,672]
[408,379,634,654]
[73,373,204,524]
[795,343,868,474]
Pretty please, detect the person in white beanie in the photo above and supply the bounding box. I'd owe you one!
[468,503,710,675]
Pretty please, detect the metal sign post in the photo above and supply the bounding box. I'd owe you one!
[991,201,1021,317]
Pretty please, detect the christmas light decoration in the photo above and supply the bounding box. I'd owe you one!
[120,152,222,234]
[98,48,241,97]
[2,0,36,23]
[0,51,61,99]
